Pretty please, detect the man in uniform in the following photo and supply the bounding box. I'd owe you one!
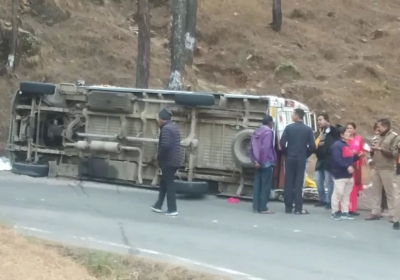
[365,118,399,221]
[393,144,400,230]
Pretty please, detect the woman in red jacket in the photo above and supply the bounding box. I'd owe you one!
[346,122,364,216]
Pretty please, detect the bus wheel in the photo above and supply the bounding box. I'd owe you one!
[12,162,49,177]
[19,82,56,96]
[231,129,254,168]
[174,93,215,107]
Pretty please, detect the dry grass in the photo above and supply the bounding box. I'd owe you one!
[0,226,227,280]
[0,226,95,280]
[47,244,228,280]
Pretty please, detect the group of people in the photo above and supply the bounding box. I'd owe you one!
[151,106,400,231]
[250,108,400,230]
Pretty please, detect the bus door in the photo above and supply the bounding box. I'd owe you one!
[272,108,290,189]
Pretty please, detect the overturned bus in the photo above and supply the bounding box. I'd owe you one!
[7,82,318,200]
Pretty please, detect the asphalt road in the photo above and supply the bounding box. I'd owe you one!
[0,172,399,280]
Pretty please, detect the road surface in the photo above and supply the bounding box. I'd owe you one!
[0,172,399,280]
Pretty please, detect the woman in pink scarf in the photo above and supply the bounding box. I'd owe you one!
[346,122,363,216]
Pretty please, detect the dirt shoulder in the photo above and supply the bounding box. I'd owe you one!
[0,226,227,280]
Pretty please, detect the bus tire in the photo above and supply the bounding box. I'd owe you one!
[174,93,215,107]
[231,129,254,168]
[19,82,56,96]
[12,162,49,178]
[174,180,209,195]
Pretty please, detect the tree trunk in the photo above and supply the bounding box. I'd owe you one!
[136,0,151,88]
[184,0,197,66]
[7,0,18,73]
[167,0,187,90]
[271,0,282,32]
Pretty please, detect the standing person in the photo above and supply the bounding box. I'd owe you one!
[330,126,363,220]
[365,118,399,221]
[392,142,400,230]
[346,122,364,217]
[151,108,181,216]
[249,115,276,214]
[314,113,339,209]
[367,123,389,215]
[280,108,316,214]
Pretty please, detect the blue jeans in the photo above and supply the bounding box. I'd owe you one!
[315,169,334,203]
[252,166,273,212]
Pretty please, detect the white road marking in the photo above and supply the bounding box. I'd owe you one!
[89,237,266,280]
[14,225,52,234]
[14,225,266,280]
[0,172,154,194]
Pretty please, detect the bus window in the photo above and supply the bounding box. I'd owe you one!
[310,112,318,132]
[304,113,310,127]
[286,111,292,124]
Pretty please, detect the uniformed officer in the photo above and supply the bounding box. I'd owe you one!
[392,142,400,230]
[365,118,399,221]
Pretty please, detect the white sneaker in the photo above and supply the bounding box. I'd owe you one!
[163,211,178,216]
[151,206,162,213]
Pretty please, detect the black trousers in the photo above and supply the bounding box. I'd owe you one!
[154,166,178,212]
[284,157,306,212]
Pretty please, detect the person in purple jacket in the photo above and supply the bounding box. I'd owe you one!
[249,115,276,214]
[330,126,364,220]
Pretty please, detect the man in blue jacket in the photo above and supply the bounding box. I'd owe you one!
[330,126,362,220]
[152,108,181,216]
[280,108,316,214]
[249,115,276,214]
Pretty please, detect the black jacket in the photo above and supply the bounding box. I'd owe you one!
[315,125,339,171]
[280,121,316,159]
[157,121,181,168]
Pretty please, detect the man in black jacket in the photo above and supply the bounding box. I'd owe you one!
[314,113,339,209]
[151,108,181,216]
[280,108,316,214]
